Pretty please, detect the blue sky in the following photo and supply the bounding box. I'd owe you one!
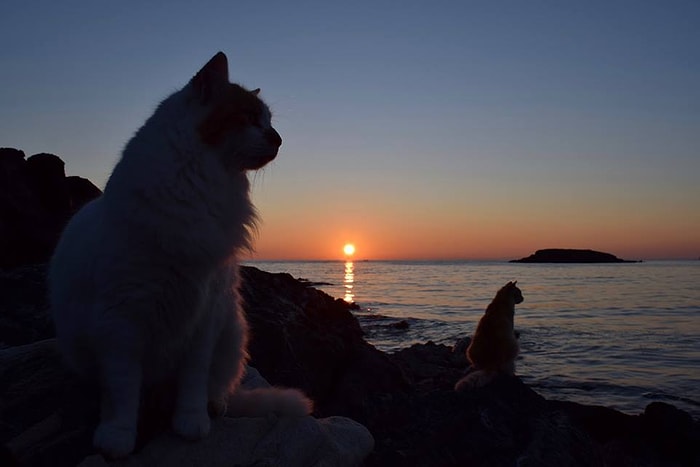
[1,1,698,259]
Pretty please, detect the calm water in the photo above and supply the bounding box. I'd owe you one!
[246,260,700,419]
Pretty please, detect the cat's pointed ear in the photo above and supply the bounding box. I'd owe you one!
[190,52,229,104]
[251,88,261,96]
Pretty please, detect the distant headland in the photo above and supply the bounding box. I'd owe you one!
[510,248,640,263]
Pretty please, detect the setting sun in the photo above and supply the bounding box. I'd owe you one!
[343,243,356,256]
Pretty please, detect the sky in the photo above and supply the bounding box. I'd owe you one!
[1,0,698,261]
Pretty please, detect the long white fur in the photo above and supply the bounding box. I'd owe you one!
[49,53,312,458]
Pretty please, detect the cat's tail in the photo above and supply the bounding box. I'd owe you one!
[226,387,314,418]
[454,369,498,391]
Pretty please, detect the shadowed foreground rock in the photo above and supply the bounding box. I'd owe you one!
[77,416,371,467]
[0,340,374,467]
[367,342,700,466]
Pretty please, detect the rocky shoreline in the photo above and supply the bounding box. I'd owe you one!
[1,264,698,466]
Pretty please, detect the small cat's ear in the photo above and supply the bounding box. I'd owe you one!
[190,52,229,104]
[250,88,261,96]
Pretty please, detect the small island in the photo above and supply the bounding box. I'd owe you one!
[510,248,639,263]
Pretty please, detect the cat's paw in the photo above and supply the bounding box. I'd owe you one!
[172,409,211,441]
[93,422,136,459]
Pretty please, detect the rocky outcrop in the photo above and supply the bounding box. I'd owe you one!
[365,341,700,466]
[0,148,101,269]
[240,266,409,419]
[510,248,638,263]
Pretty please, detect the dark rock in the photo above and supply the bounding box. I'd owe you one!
[449,336,470,367]
[25,154,69,215]
[0,265,53,347]
[297,278,334,287]
[510,248,638,263]
[66,176,102,213]
[644,401,693,434]
[389,319,409,330]
[0,340,96,467]
[364,377,551,466]
[390,342,465,393]
[546,399,700,466]
[240,266,410,418]
[641,402,697,461]
[548,400,639,443]
[0,148,102,269]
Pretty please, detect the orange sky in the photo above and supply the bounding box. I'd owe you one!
[247,179,699,261]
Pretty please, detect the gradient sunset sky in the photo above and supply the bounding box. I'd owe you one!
[1,1,698,260]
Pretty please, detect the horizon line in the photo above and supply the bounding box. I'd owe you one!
[243,257,697,263]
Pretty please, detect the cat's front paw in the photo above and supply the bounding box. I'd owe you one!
[172,409,211,441]
[93,422,136,459]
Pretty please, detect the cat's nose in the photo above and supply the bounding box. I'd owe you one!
[265,128,282,148]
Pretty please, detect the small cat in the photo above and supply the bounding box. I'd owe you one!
[49,52,312,458]
[455,281,523,391]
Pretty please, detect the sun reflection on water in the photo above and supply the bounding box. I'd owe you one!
[344,261,354,303]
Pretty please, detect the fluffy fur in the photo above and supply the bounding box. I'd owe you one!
[455,281,524,391]
[49,52,312,458]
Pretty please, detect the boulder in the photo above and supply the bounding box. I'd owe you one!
[240,266,410,419]
[390,341,466,393]
[25,153,70,214]
[0,148,101,269]
[66,176,102,213]
[364,341,700,466]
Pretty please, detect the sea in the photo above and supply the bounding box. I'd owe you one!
[245,260,700,420]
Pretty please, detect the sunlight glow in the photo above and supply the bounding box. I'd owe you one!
[343,261,354,303]
[343,243,356,256]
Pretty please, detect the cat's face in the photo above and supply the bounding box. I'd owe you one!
[189,52,281,172]
[505,281,524,304]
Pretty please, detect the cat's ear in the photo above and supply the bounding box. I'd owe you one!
[190,52,229,104]
[250,88,261,96]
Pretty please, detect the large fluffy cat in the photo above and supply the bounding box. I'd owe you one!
[49,52,312,458]
[455,281,524,391]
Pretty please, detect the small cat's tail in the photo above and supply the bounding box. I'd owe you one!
[226,387,313,418]
[454,369,498,391]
